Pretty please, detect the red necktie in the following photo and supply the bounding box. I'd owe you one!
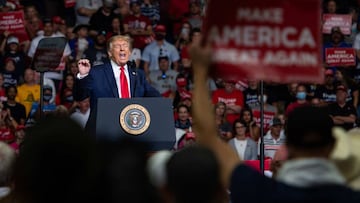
[120,66,130,98]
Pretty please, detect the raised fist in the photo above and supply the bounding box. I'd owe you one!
[77,59,91,76]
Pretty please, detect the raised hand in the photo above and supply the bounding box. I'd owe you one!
[77,59,91,76]
[191,41,241,188]
[189,43,212,71]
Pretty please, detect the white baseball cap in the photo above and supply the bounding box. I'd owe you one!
[7,36,19,45]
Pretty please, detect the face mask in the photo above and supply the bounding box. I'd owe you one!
[43,95,52,102]
[155,33,165,40]
[181,28,189,35]
[296,92,306,100]
[65,95,74,102]
[258,95,267,103]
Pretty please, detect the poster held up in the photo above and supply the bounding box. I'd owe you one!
[203,0,324,84]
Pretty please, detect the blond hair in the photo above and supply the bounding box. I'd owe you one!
[107,34,133,52]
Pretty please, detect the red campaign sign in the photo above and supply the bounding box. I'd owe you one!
[64,0,76,8]
[252,110,276,134]
[322,14,352,35]
[0,11,28,42]
[203,0,323,84]
[325,48,356,66]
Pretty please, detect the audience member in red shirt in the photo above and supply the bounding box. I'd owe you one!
[285,84,309,117]
[212,80,244,125]
[123,1,153,50]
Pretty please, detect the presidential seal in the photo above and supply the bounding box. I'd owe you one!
[119,104,151,135]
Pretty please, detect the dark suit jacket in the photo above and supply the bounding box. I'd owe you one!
[74,61,161,136]
[229,138,258,160]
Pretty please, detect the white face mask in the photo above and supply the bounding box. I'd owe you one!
[258,95,267,103]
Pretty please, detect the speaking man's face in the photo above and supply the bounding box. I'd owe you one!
[108,39,131,66]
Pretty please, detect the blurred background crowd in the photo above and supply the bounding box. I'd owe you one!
[0,0,359,203]
[0,0,359,178]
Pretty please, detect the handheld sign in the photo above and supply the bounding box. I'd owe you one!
[203,0,323,83]
[325,48,356,67]
[322,14,352,35]
[0,11,28,42]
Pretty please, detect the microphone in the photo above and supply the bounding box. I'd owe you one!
[127,60,137,76]
[127,60,137,95]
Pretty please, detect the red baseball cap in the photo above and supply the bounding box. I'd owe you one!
[52,16,65,25]
[325,69,334,76]
[16,125,26,130]
[154,24,166,33]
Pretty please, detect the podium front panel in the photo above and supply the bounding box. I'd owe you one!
[95,98,176,151]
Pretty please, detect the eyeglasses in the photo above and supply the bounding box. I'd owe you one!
[236,126,245,129]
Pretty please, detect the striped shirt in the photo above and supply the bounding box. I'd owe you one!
[140,2,160,27]
[258,130,286,159]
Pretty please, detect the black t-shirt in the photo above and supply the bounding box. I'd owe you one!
[328,102,357,130]
[89,9,116,33]
[315,85,336,103]
[243,88,259,108]
[2,51,27,77]
[1,71,19,87]
[3,102,26,124]
[83,47,108,67]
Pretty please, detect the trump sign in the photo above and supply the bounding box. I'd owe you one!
[203,0,323,83]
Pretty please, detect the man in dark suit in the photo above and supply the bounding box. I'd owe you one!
[74,35,160,136]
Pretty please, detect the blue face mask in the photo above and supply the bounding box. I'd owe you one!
[296,92,306,100]
[43,95,52,102]
[65,95,74,102]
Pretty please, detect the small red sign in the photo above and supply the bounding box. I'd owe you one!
[0,11,28,42]
[252,110,276,134]
[64,0,76,8]
[322,14,352,35]
[325,48,356,66]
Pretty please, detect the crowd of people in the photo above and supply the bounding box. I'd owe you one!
[1,0,360,202]
[0,0,208,147]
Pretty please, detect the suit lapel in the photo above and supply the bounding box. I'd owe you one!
[104,63,119,98]
[128,67,136,97]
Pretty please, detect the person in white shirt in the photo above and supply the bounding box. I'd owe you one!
[229,119,258,160]
[70,97,90,129]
